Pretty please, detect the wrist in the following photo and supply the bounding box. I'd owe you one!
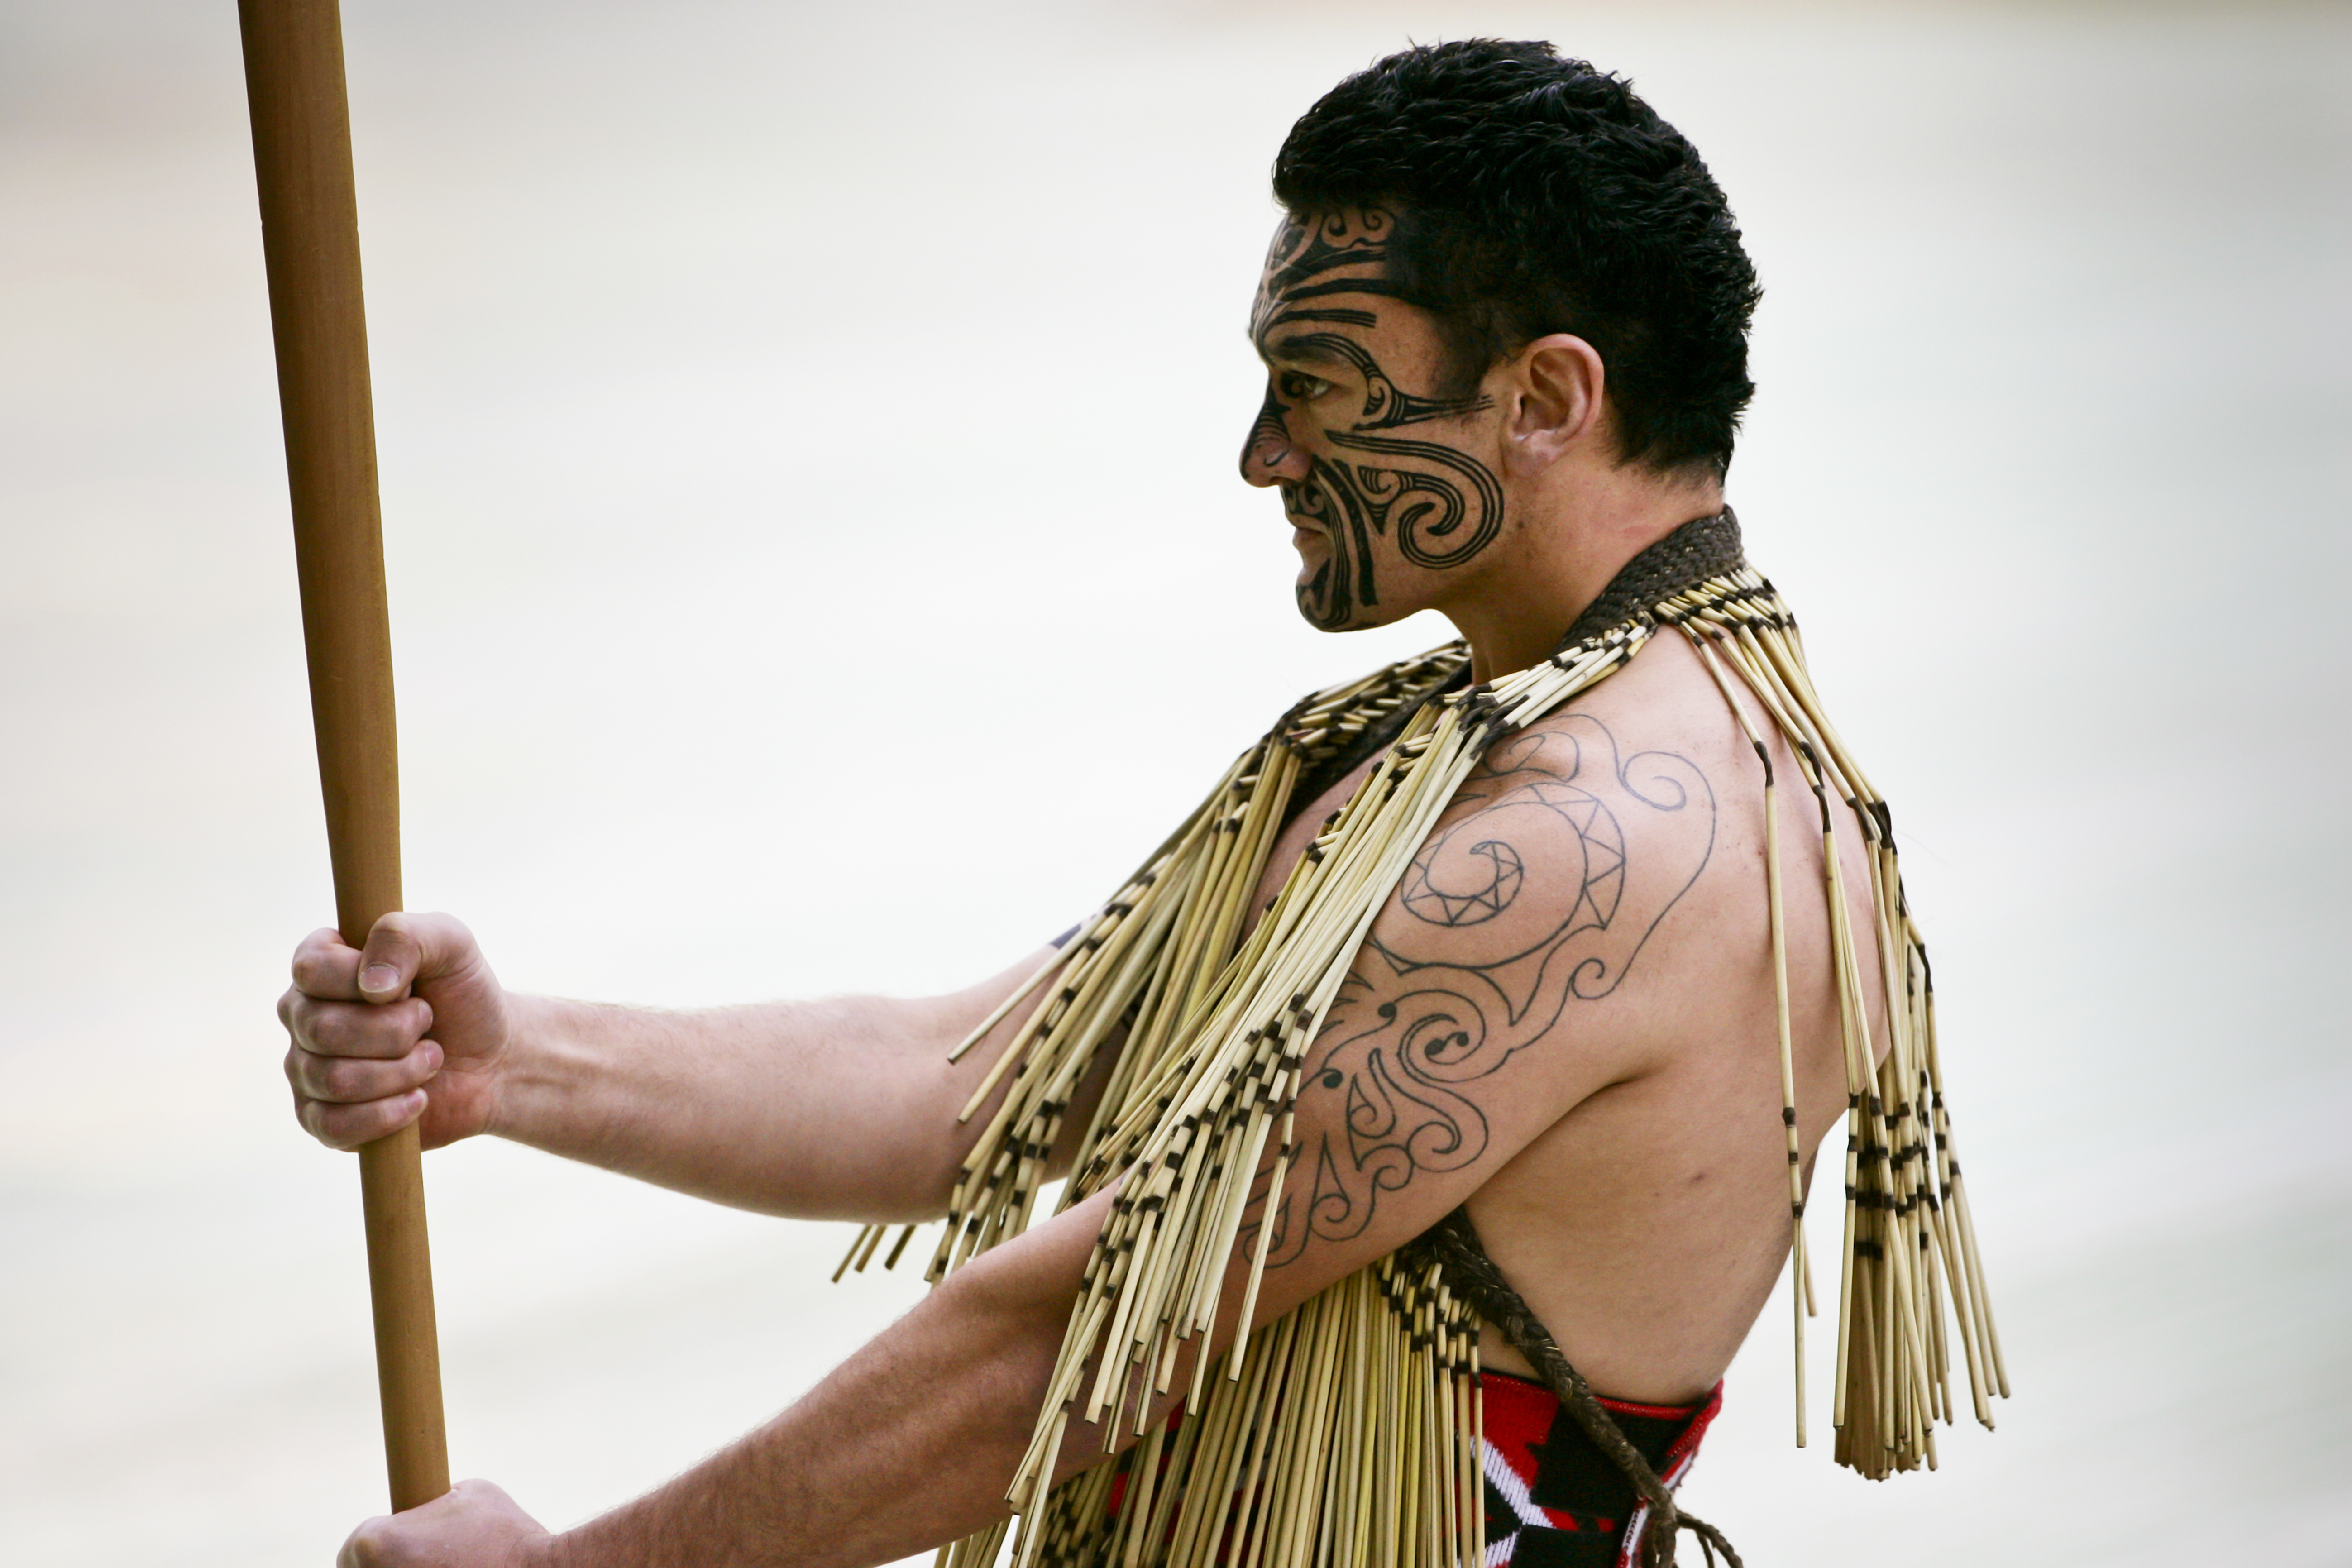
[479,992,614,1154]
[507,1528,570,1568]
[476,990,557,1143]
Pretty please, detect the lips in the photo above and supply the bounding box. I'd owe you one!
[1281,478,1331,534]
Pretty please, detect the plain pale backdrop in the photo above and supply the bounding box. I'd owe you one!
[2,1,2347,1563]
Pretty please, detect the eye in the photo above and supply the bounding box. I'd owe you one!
[1279,372,1333,402]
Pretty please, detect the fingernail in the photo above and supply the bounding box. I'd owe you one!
[360,964,399,994]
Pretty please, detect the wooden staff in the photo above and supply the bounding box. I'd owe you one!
[237,0,451,1511]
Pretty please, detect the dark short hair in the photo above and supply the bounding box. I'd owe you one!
[1272,40,1762,477]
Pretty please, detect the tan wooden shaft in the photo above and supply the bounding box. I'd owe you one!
[236,0,450,1512]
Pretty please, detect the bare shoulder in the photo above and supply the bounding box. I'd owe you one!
[1353,638,1733,1056]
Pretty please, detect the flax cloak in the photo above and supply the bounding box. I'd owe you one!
[839,515,2005,1568]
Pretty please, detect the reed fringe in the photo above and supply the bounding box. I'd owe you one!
[838,569,1998,1566]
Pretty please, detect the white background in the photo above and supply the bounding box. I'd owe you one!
[2,1,2347,1563]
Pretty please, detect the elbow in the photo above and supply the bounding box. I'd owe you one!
[846,1143,968,1225]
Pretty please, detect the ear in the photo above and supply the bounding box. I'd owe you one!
[1500,334,1607,479]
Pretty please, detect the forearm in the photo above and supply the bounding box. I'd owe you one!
[485,951,1059,1219]
[536,1190,1111,1568]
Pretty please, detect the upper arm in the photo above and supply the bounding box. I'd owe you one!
[1245,710,1721,1310]
[894,940,1131,1211]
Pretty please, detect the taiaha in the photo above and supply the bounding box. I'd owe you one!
[238,0,451,1511]
[843,530,2005,1566]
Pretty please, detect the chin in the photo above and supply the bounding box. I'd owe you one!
[1293,576,1435,636]
[1293,581,1388,635]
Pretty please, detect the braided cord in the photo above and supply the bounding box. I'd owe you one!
[1402,1211,1743,1568]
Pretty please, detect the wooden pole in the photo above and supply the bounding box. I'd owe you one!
[236,0,452,1511]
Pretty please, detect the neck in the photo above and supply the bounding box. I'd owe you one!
[1441,466,1725,683]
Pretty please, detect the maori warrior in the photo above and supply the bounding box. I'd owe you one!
[284,41,2003,1568]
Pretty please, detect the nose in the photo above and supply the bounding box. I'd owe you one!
[1239,384,1310,487]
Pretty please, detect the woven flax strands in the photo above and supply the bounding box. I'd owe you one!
[837,567,2003,1566]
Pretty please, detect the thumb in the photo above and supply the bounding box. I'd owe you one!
[356,911,480,1004]
[355,912,423,1003]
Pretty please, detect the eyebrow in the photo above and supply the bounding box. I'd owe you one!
[1269,307,1377,329]
[1261,332,1354,369]
[1248,306,1380,362]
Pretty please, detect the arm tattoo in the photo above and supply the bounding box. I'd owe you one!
[1263,716,1716,1264]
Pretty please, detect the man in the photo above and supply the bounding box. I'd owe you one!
[284,40,1993,1568]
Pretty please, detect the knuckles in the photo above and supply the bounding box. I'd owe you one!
[290,995,430,1056]
[290,928,361,995]
[312,1054,382,1102]
[301,1091,420,1151]
[293,1040,437,1103]
[335,1522,374,1568]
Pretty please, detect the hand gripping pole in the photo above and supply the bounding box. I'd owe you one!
[237,0,451,1511]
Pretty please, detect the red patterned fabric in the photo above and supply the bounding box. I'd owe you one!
[1095,1372,1721,1566]
[1478,1372,1722,1568]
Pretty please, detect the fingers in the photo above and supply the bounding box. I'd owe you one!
[279,988,437,1121]
[280,975,441,1149]
[337,1478,546,1567]
[281,988,435,1057]
[286,1028,443,1099]
[285,1027,442,1151]
[290,926,364,1002]
[336,1515,386,1568]
[298,1085,429,1151]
